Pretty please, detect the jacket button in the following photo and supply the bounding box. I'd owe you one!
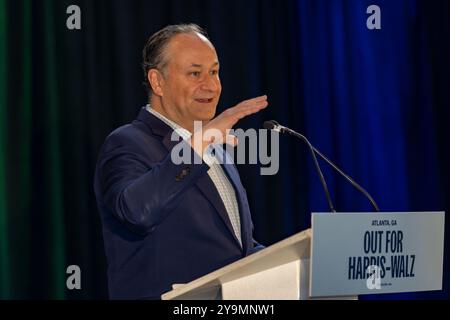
[175,167,190,181]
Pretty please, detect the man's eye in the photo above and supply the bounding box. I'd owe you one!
[210,70,219,76]
[189,72,200,77]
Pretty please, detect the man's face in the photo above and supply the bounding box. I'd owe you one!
[158,33,222,130]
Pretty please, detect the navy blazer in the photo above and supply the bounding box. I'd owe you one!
[94,107,264,299]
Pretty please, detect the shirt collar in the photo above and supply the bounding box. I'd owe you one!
[146,104,192,141]
[145,104,225,166]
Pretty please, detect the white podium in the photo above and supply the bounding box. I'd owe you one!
[162,212,445,300]
[162,228,314,300]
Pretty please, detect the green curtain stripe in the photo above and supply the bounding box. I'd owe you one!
[0,0,10,299]
[15,0,32,298]
[44,0,66,299]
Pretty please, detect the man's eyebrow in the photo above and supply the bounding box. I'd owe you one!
[189,62,220,68]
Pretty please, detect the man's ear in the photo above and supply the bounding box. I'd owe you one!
[148,69,164,97]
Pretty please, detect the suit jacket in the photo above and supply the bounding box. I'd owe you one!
[94,107,264,299]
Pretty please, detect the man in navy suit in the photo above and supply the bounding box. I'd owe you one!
[94,24,268,299]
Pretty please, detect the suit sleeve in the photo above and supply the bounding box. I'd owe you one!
[97,134,210,235]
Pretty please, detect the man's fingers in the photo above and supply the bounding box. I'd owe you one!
[238,95,267,105]
[205,95,268,134]
[236,95,267,109]
[233,100,268,120]
[231,98,268,118]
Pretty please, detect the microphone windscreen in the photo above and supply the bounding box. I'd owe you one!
[262,120,277,130]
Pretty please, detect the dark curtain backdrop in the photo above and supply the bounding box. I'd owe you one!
[0,0,449,299]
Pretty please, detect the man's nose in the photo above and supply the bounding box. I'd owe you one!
[201,77,219,92]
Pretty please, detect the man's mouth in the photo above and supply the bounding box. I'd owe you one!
[195,98,214,103]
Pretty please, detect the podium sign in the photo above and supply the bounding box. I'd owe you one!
[310,212,445,297]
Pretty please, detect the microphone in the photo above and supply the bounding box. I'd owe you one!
[263,120,335,213]
[263,120,380,212]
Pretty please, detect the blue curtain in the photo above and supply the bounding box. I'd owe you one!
[236,0,449,299]
[291,0,447,300]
